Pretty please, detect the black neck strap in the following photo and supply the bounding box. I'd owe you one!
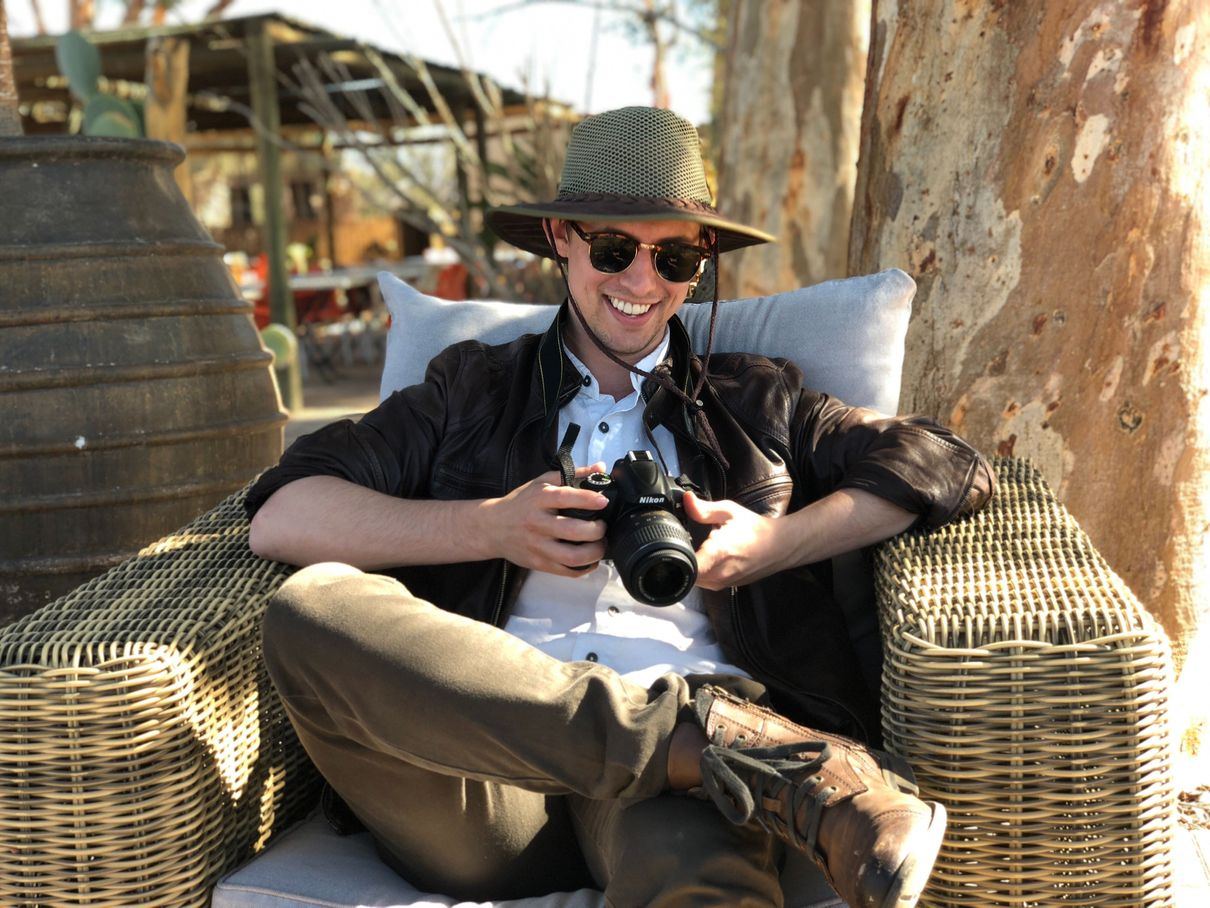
[555,422,581,486]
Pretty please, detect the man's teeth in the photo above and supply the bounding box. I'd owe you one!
[608,297,653,316]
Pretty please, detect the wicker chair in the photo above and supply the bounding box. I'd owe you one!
[0,457,1176,907]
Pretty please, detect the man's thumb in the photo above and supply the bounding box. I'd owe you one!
[684,490,724,524]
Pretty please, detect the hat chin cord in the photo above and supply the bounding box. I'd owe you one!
[541,220,729,467]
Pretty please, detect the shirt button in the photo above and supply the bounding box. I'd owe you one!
[607,606,620,615]
[586,652,599,662]
[598,421,609,433]
[582,375,591,387]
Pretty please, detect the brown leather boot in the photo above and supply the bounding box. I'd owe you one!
[693,685,945,908]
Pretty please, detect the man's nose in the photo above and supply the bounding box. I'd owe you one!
[617,245,662,294]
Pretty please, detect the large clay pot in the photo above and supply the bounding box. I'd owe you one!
[0,137,286,623]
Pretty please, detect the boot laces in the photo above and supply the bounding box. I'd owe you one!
[700,741,838,856]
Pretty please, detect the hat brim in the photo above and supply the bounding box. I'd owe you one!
[486,198,775,258]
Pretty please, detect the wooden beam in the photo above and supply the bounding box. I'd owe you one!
[245,17,302,410]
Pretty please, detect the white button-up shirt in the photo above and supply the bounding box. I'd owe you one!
[503,333,749,687]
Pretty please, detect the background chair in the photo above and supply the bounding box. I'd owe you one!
[0,273,1175,907]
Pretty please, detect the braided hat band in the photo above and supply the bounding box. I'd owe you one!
[486,106,775,256]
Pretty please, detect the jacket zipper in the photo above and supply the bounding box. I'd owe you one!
[491,562,510,628]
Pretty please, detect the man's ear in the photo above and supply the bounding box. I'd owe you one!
[546,218,571,259]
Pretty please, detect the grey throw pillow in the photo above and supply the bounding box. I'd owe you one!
[377,270,914,414]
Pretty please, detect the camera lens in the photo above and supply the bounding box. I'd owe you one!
[637,557,696,603]
[608,508,697,606]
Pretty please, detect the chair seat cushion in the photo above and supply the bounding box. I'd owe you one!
[214,814,846,908]
[213,814,604,908]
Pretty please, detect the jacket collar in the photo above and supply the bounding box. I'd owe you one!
[537,299,698,430]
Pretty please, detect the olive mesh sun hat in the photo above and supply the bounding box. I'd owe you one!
[486,106,774,256]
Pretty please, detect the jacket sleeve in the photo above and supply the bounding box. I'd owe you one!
[244,347,459,518]
[789,390,995,529]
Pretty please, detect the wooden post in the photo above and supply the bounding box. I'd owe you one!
[473,101,494,278]
[245,19,302,410]
[321,140,339,267]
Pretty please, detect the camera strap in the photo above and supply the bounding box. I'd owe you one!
[556,423,581,487]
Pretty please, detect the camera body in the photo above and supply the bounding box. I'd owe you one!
[565,450,697,606]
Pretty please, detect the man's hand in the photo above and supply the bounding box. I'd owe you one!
[684,487,918,591]
[250,467,611,573]
[479,464,609,576]
[684,491,792,589]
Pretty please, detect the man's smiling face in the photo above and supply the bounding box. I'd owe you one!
[550,217,703,368]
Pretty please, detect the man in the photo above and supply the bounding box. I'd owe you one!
[248,106,993,908]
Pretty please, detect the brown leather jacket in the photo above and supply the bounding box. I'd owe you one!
[248,306,994,741]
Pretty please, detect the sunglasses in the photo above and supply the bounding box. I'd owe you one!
[568,222,709,283]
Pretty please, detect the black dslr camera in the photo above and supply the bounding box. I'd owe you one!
[564,450,697,607]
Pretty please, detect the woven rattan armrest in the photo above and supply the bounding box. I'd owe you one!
[0,485,320,907]
[874,457,1176,907]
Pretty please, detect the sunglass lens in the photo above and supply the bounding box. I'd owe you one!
[654,247,703,283]
[589,236,637,274]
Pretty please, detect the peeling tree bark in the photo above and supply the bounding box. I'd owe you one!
[716,0,870,299]
[850,0,1209,660]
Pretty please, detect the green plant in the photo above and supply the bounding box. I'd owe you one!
[55,30,144,137]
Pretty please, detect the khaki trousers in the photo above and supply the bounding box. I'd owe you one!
[262,563,786,907]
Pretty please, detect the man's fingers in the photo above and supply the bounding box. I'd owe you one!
[544,487,609,517]
[487,469,612,573]
[552,513,606,543]
[545,539,606,573]
[684,490,728,524]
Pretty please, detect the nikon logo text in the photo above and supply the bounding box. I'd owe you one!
[638,496,663,504]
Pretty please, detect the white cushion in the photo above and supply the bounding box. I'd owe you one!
[377,270,915,414]
[215,813,845,908]
[213,814,603,908]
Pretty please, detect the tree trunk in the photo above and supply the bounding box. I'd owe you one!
[144,36,192,198]
[28,0,48,36]
[0,0,21,137]
[715,0,870,299]
[849,0,1209,663]
[70,0,95,31]
[204,0,236,18]
[642,0,670,108]
[124,0,147,25]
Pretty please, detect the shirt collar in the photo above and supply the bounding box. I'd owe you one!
[538,300,696,429]
[563,332,672,402]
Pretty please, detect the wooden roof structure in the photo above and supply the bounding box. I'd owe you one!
[10,12,528,135]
